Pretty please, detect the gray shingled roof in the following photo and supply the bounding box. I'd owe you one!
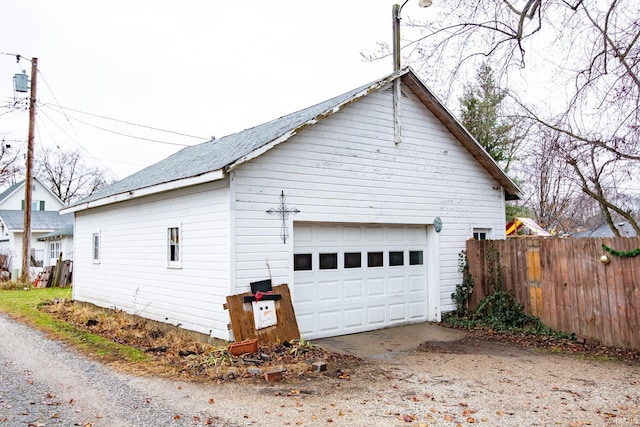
[572,221,638,238]
[0,181,22,202]
[69,79,376,208]
[38,224,74,240]
[65,68,522,211]
[0,210,73,231]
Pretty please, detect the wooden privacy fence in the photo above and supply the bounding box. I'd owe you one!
[466,237,640,350]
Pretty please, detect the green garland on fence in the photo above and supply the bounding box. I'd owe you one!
[602,244,640,258]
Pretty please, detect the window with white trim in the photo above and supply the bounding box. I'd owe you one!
[49,241,61,263]
[167,226,181,267]
[473,228,491,241]
[92,233,100,263]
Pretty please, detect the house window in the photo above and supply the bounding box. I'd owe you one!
[21,200,45,211]
[473,229,491,240]
[167,226,181,267]
[92,233,100,263]
[49,241,61,263]
[294,254,312,271]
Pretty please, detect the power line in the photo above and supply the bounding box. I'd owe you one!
[40,104,193,147]
[36,69,80,138]
[41,102,210,141]
[35,106,117,175]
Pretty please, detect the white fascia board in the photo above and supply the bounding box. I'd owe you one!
[61,169,225,214]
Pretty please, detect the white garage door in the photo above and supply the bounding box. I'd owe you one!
[293,223,428,339]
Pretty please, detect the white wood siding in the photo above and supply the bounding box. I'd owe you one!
[5,232,49,277]
[73,180,232,339]
[232,83,506,314]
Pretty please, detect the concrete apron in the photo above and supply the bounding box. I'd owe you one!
[314,322,467,360]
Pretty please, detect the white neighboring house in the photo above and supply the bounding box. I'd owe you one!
[37,224,74,266]
[62,68,521,341]
[0,177,73,278]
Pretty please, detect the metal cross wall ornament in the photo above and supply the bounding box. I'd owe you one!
[266,191,300,244]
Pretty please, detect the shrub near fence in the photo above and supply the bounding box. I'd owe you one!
[465,237,640,350]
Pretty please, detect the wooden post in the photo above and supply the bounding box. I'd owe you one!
[52,252,63,288]
[20,57,37,284]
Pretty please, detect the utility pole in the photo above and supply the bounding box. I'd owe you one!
[391,1,432,145]
[20,57,37,283]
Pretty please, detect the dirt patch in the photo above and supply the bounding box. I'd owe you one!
[423,327,640,363]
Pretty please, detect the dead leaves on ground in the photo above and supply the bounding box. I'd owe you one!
[39,299,360,382]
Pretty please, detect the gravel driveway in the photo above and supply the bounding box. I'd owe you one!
[1,314,639,426]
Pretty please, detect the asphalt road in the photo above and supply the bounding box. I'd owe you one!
[0,314,231,427]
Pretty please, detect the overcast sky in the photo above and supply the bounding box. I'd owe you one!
[1,1,436,180]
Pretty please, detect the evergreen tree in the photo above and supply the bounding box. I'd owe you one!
[459,63,520,173]
[460,63,528,221]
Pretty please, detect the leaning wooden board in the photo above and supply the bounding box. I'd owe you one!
[224,284,300,345]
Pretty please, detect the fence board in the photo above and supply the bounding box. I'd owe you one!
[619,238,639,349]
[631,239,640,350]
[582,240,599,341]
[539,239,557,331]
[466,236,640,350]
[593,239,612,346]
[572,239,588,338]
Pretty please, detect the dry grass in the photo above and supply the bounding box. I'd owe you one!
[39,299,361,382]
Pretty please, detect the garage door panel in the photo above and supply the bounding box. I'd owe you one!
[409,301,427,318]
[366,226,384,242]
[344,226,362,241]
[297,313,315,336]
[294,281,315,304]
[344,308,364,328]
[318,280,340,302]
[318,311,340,332]
[367,278,385,296]
[409,275,426,292]
[388,276,406,294]
[387,226,405,241]
[343,279,364,299]
[367,305,386,325]
[295,225,313,242]
[294,223,428,339]
[318,225,339,242]
[389,303,407,322]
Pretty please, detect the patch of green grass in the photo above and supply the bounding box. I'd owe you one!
[0,287,149,363]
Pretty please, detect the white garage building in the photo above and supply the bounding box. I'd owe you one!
[62,68,520,341]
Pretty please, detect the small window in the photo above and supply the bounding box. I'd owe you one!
[319,253,338,270]
[473,229,490,240]
[167,226,181,266]
[294,254,312,271]
[409,250,423,265]
[389,251,404,266]
[344,252,362,269]
[367,251,383,267]
[92,233,100,263]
